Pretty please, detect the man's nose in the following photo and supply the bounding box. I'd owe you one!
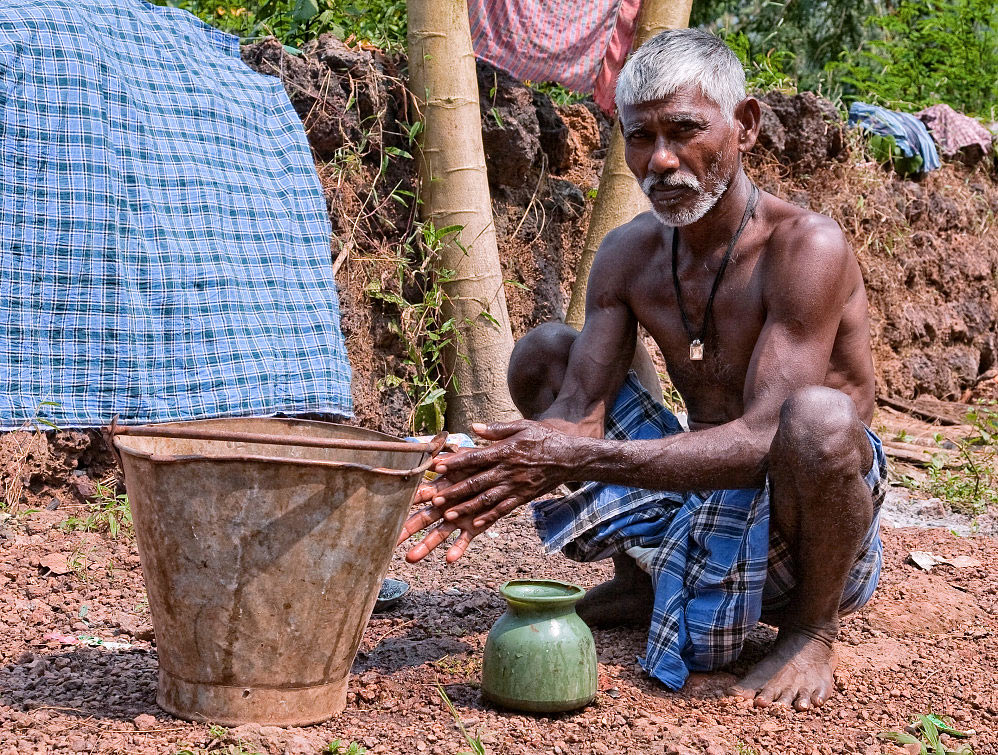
[649,136,680,174]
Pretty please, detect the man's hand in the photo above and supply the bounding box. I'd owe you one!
[396,420,577,562]
[395,502,488,563]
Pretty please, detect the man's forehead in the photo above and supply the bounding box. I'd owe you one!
[619,87,721,123]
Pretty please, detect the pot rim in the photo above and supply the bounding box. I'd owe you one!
[499,578,586,605]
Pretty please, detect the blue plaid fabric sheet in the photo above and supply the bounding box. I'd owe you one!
[532,373,887,690]
[0,0,352,429]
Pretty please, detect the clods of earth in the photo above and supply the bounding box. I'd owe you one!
[1,485,995,755]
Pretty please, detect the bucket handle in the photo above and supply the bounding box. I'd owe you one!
[104,419,449,478]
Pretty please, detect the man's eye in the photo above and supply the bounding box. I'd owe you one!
[627,130,650,141]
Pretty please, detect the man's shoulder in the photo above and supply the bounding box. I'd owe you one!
[763,194,850,270]
[597,211,667,262]
[759,194,859,312]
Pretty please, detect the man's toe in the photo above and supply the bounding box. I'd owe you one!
[793,690,815,711]
[752,684,781,707]
[811,684,832,708]
[773,686,797,708]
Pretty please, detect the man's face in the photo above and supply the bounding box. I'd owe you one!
[620,87,742,227]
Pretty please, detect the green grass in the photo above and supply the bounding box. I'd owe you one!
[61,477,132,539]
[437,684,487,755]
[324,741,367,755]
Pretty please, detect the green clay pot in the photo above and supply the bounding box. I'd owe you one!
[481,579,597,713]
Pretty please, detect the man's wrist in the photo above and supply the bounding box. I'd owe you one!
[565,436,607,482]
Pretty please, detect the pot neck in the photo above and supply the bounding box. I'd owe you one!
[499,579,585,618]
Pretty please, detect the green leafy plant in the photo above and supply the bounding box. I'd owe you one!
[827,0,998,116]
[62,477,132,539]
[866,133,924,177]
[527,81,587,107]
[151,0,407,51]
[915,409,998,515]
[724,30,797,94]
[695,0,889,93]
[324,740,367,755]
[879,712,974,754]
[366,221,465,434]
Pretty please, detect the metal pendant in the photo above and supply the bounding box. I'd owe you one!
[689,339,704,361]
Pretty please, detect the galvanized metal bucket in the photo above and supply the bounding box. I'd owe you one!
[110,418,442,726]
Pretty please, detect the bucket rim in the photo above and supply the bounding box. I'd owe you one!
[110,418,440,477]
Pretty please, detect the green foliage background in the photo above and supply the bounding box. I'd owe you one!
[695,0,998,117]
[151,0,406,51]
[828,0,998,117]
[159,0,998,118]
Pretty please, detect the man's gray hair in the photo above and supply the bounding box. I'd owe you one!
[615,28,746,122]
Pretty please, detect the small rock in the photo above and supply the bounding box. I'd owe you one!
[132,713,157,730]
[229,723,262,742]
[37,553,72,576]
[283,734,316,755]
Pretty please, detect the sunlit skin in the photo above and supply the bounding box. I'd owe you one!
[397,86,878,711]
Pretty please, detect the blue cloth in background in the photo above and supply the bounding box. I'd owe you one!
[0,0,352,429]
[848,102,941,172]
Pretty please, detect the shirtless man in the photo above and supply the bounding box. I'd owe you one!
[398,29,886,712]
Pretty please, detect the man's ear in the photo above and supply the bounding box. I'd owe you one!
[734,97,761,153]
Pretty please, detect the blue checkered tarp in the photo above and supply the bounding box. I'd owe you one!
[0,0,352,429]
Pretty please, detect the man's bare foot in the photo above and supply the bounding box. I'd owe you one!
[576,555,654,628]
[729,627,838,711]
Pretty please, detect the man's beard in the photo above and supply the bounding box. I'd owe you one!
[641,160,730,227]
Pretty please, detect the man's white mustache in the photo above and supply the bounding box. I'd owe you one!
[641,173,701,195]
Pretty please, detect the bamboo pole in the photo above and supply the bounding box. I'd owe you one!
[407,0,519,430]
[564,0,695,330]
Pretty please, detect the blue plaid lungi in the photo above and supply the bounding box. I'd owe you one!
[0,0,352,429]
[532,373,887,690]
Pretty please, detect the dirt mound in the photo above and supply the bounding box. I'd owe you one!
[757,91,846,174]
[0,431,112,512]
[746,150,998,399]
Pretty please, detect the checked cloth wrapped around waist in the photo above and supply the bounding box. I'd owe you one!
[532,373,887,689]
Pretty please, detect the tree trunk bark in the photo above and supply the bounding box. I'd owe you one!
[564,0,695,331]
[407,0,519,430]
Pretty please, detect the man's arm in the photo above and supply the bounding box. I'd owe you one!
[536,226,642,437]
[396,225,642,561]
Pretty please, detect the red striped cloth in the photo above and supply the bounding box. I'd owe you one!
[468,0,642,112]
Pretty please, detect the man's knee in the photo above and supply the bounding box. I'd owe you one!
[774,386,870,476]
[507,321,579,419]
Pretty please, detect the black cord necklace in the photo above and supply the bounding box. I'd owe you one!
[671,183,760,361]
